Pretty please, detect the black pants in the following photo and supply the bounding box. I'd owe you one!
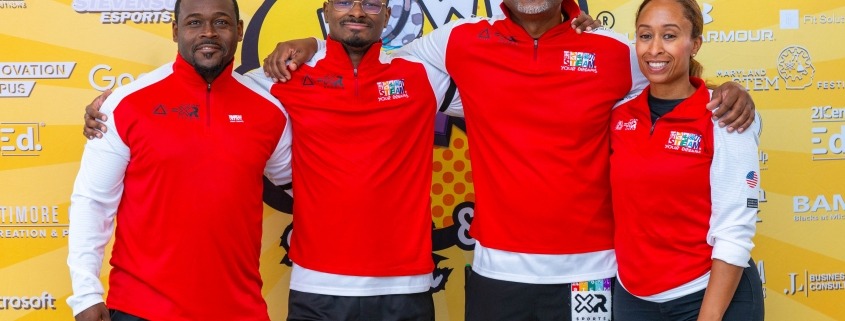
[287,290,434,321]
[465,270,614,321]
[614,260,765,321]
[109,310,147,321]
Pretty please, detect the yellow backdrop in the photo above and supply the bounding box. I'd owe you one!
[1,0,843,320]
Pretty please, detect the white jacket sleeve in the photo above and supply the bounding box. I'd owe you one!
[241,68,293,186]
[708,112,762,267]
[393,18,475,117]
[67,98,129,316]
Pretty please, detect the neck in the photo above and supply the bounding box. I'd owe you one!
[649,79,697,100]
[507,4,565,38]
[342,43,374,69]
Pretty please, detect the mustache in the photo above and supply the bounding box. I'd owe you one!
[192,40,223,51]
[339,17,373,27]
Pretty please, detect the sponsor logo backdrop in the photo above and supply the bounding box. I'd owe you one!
[1,0,842,320]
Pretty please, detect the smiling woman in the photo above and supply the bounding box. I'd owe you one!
[609,1,765,321]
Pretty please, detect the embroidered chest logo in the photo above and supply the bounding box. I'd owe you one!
[614,119,638,131]
[561,50,597,73]
[477,28,517,45]
[303,74,344,89]
[376,79,409,101]
[665,131,702,153]
[228,115,244,123]
[152,104,199,119]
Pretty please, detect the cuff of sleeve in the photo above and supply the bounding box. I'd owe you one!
[712,239,751,268]
[67,294,104,317]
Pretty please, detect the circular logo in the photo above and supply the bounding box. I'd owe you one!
[596,11,615,29]
[776,46,815,89]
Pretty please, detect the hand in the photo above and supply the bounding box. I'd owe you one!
[84,90,111,140]
[571,11,601,34]
[707,81,755,133]
[262,38,318,83]
[75,302,111,321]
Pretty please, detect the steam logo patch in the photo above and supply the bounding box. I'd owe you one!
[561,51,597,73]
[377,79,409,101]
[665,131,702,154]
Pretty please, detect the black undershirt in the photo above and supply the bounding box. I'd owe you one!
[648,94,686,123]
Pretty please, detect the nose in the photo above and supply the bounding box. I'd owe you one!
[647,37,663,55]
[200,22,218,38]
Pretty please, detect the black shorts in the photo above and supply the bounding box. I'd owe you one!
[614,260,765,321]
[109,309,147,321]
[465,269,615,321]
[287,290,434,321]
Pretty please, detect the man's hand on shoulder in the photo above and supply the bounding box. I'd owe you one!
[708,82,755,133]
[75,302,111,321]
[83,90,111,140]
[263,38,319,83]
[572,11,602,34]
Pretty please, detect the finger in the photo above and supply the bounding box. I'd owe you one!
[280,49,295,81]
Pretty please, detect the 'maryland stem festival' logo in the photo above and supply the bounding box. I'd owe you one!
[72,0,174,24]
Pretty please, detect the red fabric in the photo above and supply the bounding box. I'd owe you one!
[610,78,715,296]
[441,8,635,254]
[107,55,285,320]
[271,39,437,276]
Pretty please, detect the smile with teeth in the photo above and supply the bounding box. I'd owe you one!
[648,61,668,69]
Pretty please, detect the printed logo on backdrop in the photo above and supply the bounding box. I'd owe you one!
[780,9,845,30]
[785,270,845,297]
[0,0,26,9]
[700,2,774,43]
[714,46,844,92]
[89,64,146,92]
[0,206,68,239]
[0,122,43,157]
[0,62,75,98]
[792,194,845,222]
[71,0,174,24]
[0,292,57,310]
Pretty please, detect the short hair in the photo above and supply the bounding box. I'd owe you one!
[174,0,240,23]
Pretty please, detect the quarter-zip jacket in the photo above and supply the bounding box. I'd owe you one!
[68,55,292,320]
[395,1,647,283]
[609,78,759,299]
[248,38,458,295]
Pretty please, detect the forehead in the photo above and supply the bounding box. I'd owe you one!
[178,0,235,18]
[639,0,688,23]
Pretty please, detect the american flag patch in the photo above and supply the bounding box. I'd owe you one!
[745,171,759,188]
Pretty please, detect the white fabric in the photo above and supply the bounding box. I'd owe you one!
[289,264,431,296]
[472,242,617,284]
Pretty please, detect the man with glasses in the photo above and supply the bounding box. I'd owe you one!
[245,0,459,319]
[84,0,462,320]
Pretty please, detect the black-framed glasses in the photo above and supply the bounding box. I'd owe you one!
[328,0,386,15]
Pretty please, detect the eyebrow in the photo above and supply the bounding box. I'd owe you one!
[182,11,234,20]
[637,23,682,29]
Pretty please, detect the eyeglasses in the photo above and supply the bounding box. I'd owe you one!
[328,0,386,15]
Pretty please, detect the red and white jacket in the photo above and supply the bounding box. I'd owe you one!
[609,78,760,301]
[248,38,460,296]
[68,55,292,320]
[396,1,647,283]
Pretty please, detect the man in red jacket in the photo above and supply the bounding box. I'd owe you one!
[260,1,755,320]
[68,0,292,320]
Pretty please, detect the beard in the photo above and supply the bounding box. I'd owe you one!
[193,57,230,83]
[513,0,554,14]
[341,34,373,48]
